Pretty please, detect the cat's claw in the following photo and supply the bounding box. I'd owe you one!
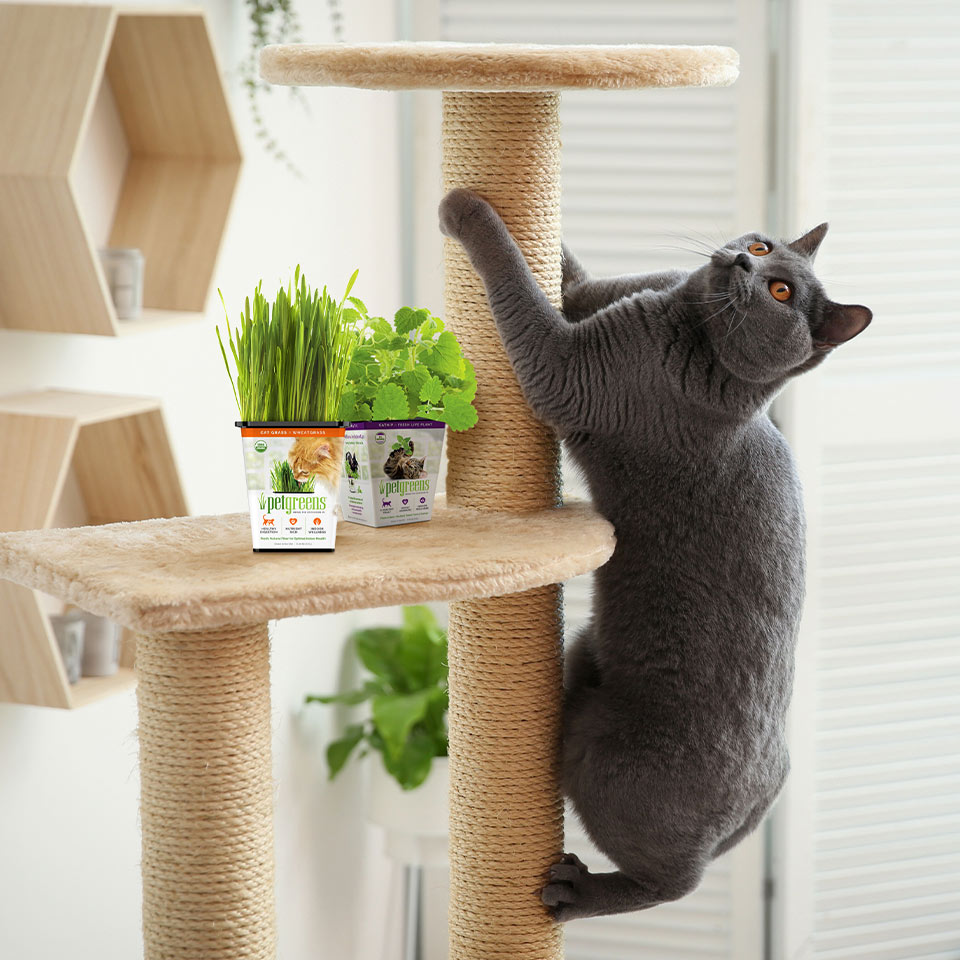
[541,852,591,922]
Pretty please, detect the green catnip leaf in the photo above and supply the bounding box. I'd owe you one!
[456,358,478,401]
[372,382,412,419]
[348,296,368,314]
[374,350,395,378]
[339,386,359,421]
[422,330,464,376]
[394,306,419,336]
[419,375,444,404]
[400,367,430,394]
[437,393,478,431]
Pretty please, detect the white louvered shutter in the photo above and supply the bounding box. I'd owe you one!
[770,2,960,959]
[411,2,772,958]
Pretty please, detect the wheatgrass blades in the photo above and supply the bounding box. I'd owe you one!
[217,266,366,421]
[270,459,315,493]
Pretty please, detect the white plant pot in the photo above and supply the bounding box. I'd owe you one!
[366,756,449,868]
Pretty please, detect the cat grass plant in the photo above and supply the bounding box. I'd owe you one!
[218,266,367,422]
[306,605,448,790]
[221,267,365,552]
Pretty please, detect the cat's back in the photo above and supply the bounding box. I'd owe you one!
[569,413,805,726]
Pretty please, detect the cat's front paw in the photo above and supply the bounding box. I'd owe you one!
[438,187,494,242]
[541,852,592,923]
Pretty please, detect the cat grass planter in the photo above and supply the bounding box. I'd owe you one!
[341,419,444,527]
[238,421,345,551]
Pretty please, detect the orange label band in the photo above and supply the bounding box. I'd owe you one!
[240,427,345,438]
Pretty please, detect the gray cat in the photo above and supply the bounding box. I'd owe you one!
[438,187,871,922]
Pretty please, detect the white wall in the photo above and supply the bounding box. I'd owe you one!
[0,2,430,958]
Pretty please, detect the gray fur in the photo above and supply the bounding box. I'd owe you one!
[439,188,871,922]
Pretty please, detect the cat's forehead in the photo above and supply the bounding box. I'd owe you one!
[725,233,820,276]
[726,231,775,249]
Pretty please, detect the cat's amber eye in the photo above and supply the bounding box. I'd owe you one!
[769,280,793,302]
[748,241,771,256]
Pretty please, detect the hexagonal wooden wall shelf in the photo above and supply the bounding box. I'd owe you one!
[0,390,188,708]
[0,4,242,336]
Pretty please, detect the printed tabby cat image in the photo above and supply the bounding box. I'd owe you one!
[439,187,871,922]
[383,443,427,480]
[287,436,343,490]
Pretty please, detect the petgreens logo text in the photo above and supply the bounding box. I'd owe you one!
[378,478,430,497]
[263,494,327,514]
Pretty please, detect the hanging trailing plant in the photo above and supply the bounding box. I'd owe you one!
[240,0,344,178]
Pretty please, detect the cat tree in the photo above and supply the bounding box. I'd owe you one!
[0,42,736,960]
[261,42,738,959]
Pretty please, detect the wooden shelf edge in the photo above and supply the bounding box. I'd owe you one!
[67,666,136,709]
[0,389,161,423]
[116,308,206,335]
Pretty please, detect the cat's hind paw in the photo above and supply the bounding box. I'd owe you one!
[541,852,591,922]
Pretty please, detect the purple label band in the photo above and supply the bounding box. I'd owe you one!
[345,420,445,430]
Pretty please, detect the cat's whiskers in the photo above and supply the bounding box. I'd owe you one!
[721,301,750,341]
[686,280,748,333]
[655,244,712,262]
[653,238,714,260]
[683,294,734,305]
[697,296,739,327]
[667,234,718,259]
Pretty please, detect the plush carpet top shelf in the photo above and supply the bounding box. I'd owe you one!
[0,498,615,633]
[260,41,739,91]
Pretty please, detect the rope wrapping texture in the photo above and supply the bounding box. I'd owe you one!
[442,90,566,960]
[136,623,276,960]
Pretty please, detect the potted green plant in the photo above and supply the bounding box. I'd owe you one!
[338,307,478,527]
[217,266,367,551]
[306,605,449,865]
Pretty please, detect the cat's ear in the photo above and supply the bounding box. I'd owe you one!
[814,301,872,347]
[312,443,331,461]
[789,222,829,260]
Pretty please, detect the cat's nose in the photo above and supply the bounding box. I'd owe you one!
[733,253,751,272]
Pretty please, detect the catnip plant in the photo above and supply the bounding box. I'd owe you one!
[339,307,479,430]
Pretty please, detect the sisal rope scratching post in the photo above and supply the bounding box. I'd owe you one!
[137,623,275,960]
[442,90,565,960]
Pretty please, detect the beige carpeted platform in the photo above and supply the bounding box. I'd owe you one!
[0,498,614,633]
[260,41,739,91]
